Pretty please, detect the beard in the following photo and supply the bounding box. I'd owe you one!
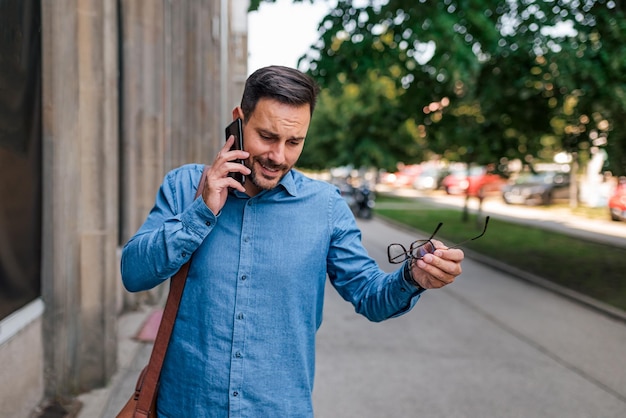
[246,156,291,191]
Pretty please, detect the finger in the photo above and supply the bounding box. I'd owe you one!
[414,257,461,283]
[225,176,247,193]
[215,138,233,162]
[431,239,446,249]
[224,161,251,178]
[427,255,463,277]
[433,247,464,262]
[224,134,235,149]
[216,137,249,164]
[420,263,456,284]
[412,268,450,289]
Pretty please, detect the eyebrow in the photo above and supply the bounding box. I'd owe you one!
[258,128,305,142]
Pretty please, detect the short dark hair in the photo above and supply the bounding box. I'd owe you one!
[240,66,320,122]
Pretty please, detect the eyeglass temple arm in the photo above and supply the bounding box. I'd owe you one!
[427,222,443,241]
[447,216,490,249]
[474,216,490,239]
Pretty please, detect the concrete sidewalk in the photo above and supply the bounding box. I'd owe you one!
[76,306,156,418]
[316,217,626,417]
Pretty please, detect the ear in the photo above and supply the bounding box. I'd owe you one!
[232,106,244,121]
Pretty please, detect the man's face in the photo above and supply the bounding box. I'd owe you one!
[237,98,311,196]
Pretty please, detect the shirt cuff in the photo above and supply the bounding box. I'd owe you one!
[179,195,218,239]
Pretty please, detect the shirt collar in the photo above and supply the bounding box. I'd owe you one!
[278,170,298,197]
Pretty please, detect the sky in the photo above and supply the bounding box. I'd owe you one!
[247,0,333,74]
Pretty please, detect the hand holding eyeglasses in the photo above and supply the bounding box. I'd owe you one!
[388,217,490,289]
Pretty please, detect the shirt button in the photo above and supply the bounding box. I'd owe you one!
[235,351,242,358]
[181,252,187,258]
[205,221,211,226]
[233,391,239,397]
[241,275,247,281]
[400,287,407,292]
[247,201,253,206]
[236,313,244,320]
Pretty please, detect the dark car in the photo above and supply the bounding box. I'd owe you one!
[609,180,626,221]
[502,171,570,206]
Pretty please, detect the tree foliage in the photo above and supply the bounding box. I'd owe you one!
[255,0,626,176]
[547,1,626,173]
[298,70,427,171]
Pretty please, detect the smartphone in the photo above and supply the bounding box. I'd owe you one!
[225,118,245,185]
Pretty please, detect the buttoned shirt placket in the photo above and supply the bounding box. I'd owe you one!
[228,195,255,416]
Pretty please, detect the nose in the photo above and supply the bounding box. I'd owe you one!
[267,141,286,165]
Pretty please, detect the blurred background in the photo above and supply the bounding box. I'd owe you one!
[1,0,625,416]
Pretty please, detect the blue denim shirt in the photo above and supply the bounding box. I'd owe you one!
[121,164,423,417]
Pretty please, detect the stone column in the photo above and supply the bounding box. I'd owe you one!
[119,0,167,307]
[41,0,118,395]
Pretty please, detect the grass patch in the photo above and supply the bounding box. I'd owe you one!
[374,195,626,312]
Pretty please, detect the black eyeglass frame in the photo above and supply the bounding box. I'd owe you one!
[387,216,490,265]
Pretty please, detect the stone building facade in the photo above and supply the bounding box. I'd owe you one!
[0,1,249,416]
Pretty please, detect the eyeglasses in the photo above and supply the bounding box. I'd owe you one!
[387,216,490,264]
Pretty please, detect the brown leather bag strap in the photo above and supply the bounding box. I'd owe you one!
[135,165,210,417]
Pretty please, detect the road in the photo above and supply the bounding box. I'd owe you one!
[312,217,626,418]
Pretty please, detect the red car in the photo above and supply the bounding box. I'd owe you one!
[609,180,626,221]
[382,164,422,188]
[442,166,506,197]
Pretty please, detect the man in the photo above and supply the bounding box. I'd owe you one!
[121,65,464,417]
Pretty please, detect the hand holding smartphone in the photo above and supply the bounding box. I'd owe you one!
[225,118,246,185]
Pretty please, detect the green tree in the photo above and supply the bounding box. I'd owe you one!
[297,69,426,171]
[302,0,555,167]
[252,0,626,176]
[539,1,626,175]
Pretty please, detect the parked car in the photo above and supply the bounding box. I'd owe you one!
[441,166,506,197]
[389,164,422,188]
[609,180,626,221]
[502,171,570,206]
[412,167,449,191]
